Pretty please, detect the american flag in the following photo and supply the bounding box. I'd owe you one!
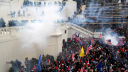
[76,37,81,42]
[92,37,94,45]
[72,33,76,38]
[103,66,106,72]
[106,39,111,44]
[72,53,75,61]
[76,37,83,45]
[85,41,92,55]
[119,26,123,29]
[80,67,84,72]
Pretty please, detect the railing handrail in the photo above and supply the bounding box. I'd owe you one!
[79,22,128,24]
[86,2,128,5]
[68,23,94,36]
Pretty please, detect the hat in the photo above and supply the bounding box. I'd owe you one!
[55,66,58,69]
[51,62,52,64]
[66,54,68,57]
[95,58,98,60]
[78,68,81,71]
[68,67,70,70]
[47,59,49,62]
[85,61,87,63]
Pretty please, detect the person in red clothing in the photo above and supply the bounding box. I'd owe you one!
[31,65,36,72]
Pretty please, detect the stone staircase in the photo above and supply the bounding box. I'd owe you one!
[67,23,102,38]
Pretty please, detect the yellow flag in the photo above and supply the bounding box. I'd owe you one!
[80,47,85,57]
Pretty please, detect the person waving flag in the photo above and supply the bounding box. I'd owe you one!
[85,41,93,55]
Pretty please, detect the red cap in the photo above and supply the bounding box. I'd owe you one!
[33,65,36,68]
[62,69,64,71]
[55,66,58,69]
[47,59,49,62]
[78,68,81,71]
[68,67,70,70]
[92,59,94,60]
[66,54,68,57]
[85,61,87,63]
[51,62,52,64]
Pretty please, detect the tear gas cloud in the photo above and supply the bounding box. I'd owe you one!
[19,5,62,50]
[103,30,118,46]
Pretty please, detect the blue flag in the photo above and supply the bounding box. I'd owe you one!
[96,61,102,72]
[37,54,42,71]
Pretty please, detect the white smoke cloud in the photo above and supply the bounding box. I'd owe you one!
[104,34,118,45]
[103,28,118,46]
[19,5,61,50]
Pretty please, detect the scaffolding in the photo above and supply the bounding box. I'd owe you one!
[79,1,128,37]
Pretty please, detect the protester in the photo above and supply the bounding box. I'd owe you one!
[24,57,30,72]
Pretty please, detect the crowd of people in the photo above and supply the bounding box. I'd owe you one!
[23,0,67,7]
[0,18,6,27]
[7,35,128,72]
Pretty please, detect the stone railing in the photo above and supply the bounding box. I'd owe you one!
[0,26,31,37]
[68,23,94,36]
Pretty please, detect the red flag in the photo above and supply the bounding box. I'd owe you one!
[99,34,102,39]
